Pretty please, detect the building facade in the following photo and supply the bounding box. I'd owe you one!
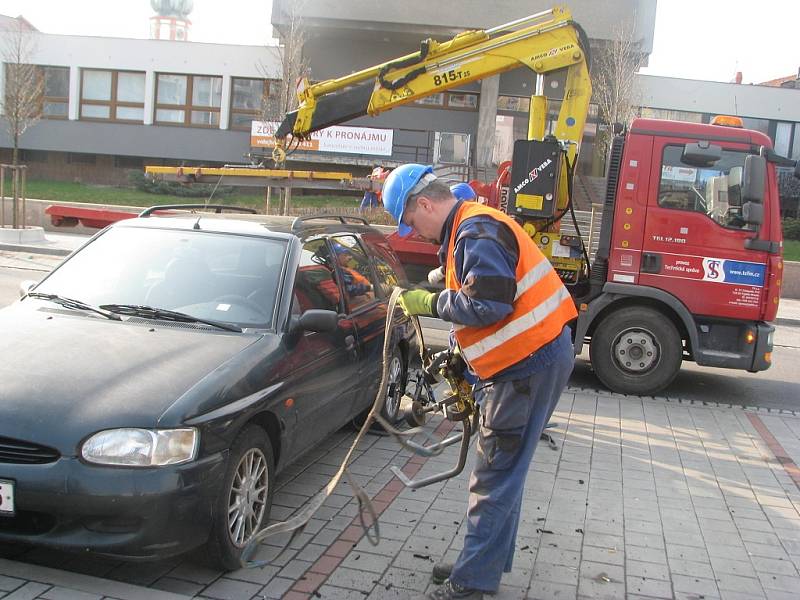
[0,2,798,209]
[0,22,280,184]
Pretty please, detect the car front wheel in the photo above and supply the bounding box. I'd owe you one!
[206,425,275,570]
[381,346,406,423]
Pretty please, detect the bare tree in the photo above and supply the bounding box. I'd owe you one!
[261,0,310,124]
[1,18,43,166]
[591,20,646,174]
[259,0,310,213]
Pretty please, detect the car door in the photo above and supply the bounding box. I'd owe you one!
[329,234,387,415]
[281,238,360,456]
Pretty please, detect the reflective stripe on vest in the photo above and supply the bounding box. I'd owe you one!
[445,202,577,379]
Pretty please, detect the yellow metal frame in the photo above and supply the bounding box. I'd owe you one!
[144,166,355,180]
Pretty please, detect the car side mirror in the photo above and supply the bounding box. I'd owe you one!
[19,280,37,298]
[682,141,722,167]
[742,154,766,204]
[297,309,338,333]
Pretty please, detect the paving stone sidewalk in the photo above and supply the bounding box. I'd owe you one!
[2,389,800,600]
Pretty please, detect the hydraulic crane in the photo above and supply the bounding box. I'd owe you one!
[273,5,593,282]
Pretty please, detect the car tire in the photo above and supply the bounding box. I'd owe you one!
[589,306,682,396]
[205,425,275,571]
[380,346,407,424]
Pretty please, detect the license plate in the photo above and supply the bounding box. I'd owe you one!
[0,479,15,516]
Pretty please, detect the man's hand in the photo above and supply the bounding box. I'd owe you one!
[398,289,438,317]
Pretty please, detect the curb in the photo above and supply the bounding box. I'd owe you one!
[776,317,800,328]
[0,243,72,256]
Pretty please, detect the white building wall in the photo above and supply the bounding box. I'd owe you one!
[28,33,278,79]
[637,74,800,122]
[3,32,281,126]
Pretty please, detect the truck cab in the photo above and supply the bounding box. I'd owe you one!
[577,117,783,394]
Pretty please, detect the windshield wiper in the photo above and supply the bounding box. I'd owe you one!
[99,304,242,333]
[27,292,123,321]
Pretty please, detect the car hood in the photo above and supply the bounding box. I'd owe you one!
[0,303,262,454]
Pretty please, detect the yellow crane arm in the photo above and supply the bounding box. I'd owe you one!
[275,5,591,166]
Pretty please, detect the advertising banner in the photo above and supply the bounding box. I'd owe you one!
[250,121,394,156]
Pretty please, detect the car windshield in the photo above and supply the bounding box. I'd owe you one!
[33,226,287,329]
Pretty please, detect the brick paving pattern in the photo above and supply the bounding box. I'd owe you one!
[1,388,800,599]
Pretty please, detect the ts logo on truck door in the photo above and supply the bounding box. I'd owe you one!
[704,259,722,280]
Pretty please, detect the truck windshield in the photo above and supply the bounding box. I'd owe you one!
[658,145,751,229]
[32,227,287,330]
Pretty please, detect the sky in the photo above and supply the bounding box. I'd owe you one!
[0,0,797,84]
[639,0,799,84]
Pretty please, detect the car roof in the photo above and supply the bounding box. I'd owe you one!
[113,211,394,243]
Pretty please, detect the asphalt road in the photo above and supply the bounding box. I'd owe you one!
[2,260,799,411]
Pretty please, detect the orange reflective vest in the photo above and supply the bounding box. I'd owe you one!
[445,202,577,379]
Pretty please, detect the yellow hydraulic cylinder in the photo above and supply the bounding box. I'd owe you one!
[528,95,548,141]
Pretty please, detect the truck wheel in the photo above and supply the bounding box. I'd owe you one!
[206,425,275,571]
[590,306,682,396]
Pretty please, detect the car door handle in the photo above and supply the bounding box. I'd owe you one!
[641,252,662,274]
[344,335,356,350]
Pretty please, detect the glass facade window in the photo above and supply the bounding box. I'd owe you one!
[741,118,770,136]
[447,93,478,110]
[117,72,145,103]
[774,122,792,157]
[414,93,444,107]
[435,132,471,165]
[155,73,222,127]
[497,95,530,113]
[413,92,478,111]
[42,66,69,118]
[156,74,187,104]
[792,124,800,160]
[230,77,280,130]
[80,69,145,122]
[640,107,704,123]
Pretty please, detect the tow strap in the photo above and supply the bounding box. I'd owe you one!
[241,286,431,566]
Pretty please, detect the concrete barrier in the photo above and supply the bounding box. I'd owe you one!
[1,196,141,236]
[0,226,45,243]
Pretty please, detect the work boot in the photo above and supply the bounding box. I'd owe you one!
[432,562,453,584]
[415,579,483,599]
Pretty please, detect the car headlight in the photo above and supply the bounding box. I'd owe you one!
[81,428,198,467]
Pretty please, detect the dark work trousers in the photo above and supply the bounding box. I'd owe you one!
[449,327,574,593]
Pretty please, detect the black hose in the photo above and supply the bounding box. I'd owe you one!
[569,20,592,70]
[378,40,430,90]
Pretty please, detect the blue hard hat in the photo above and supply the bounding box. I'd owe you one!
[450,182,476,201]
[382,164,436,237]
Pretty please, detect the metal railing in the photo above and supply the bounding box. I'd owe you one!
[559,204,603,260]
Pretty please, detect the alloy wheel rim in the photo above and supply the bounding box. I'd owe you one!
[611,327,660,374]
[228,448,269,547]
[384,355,403,420]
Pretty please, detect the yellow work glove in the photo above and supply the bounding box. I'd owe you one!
[398,289,438,317]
